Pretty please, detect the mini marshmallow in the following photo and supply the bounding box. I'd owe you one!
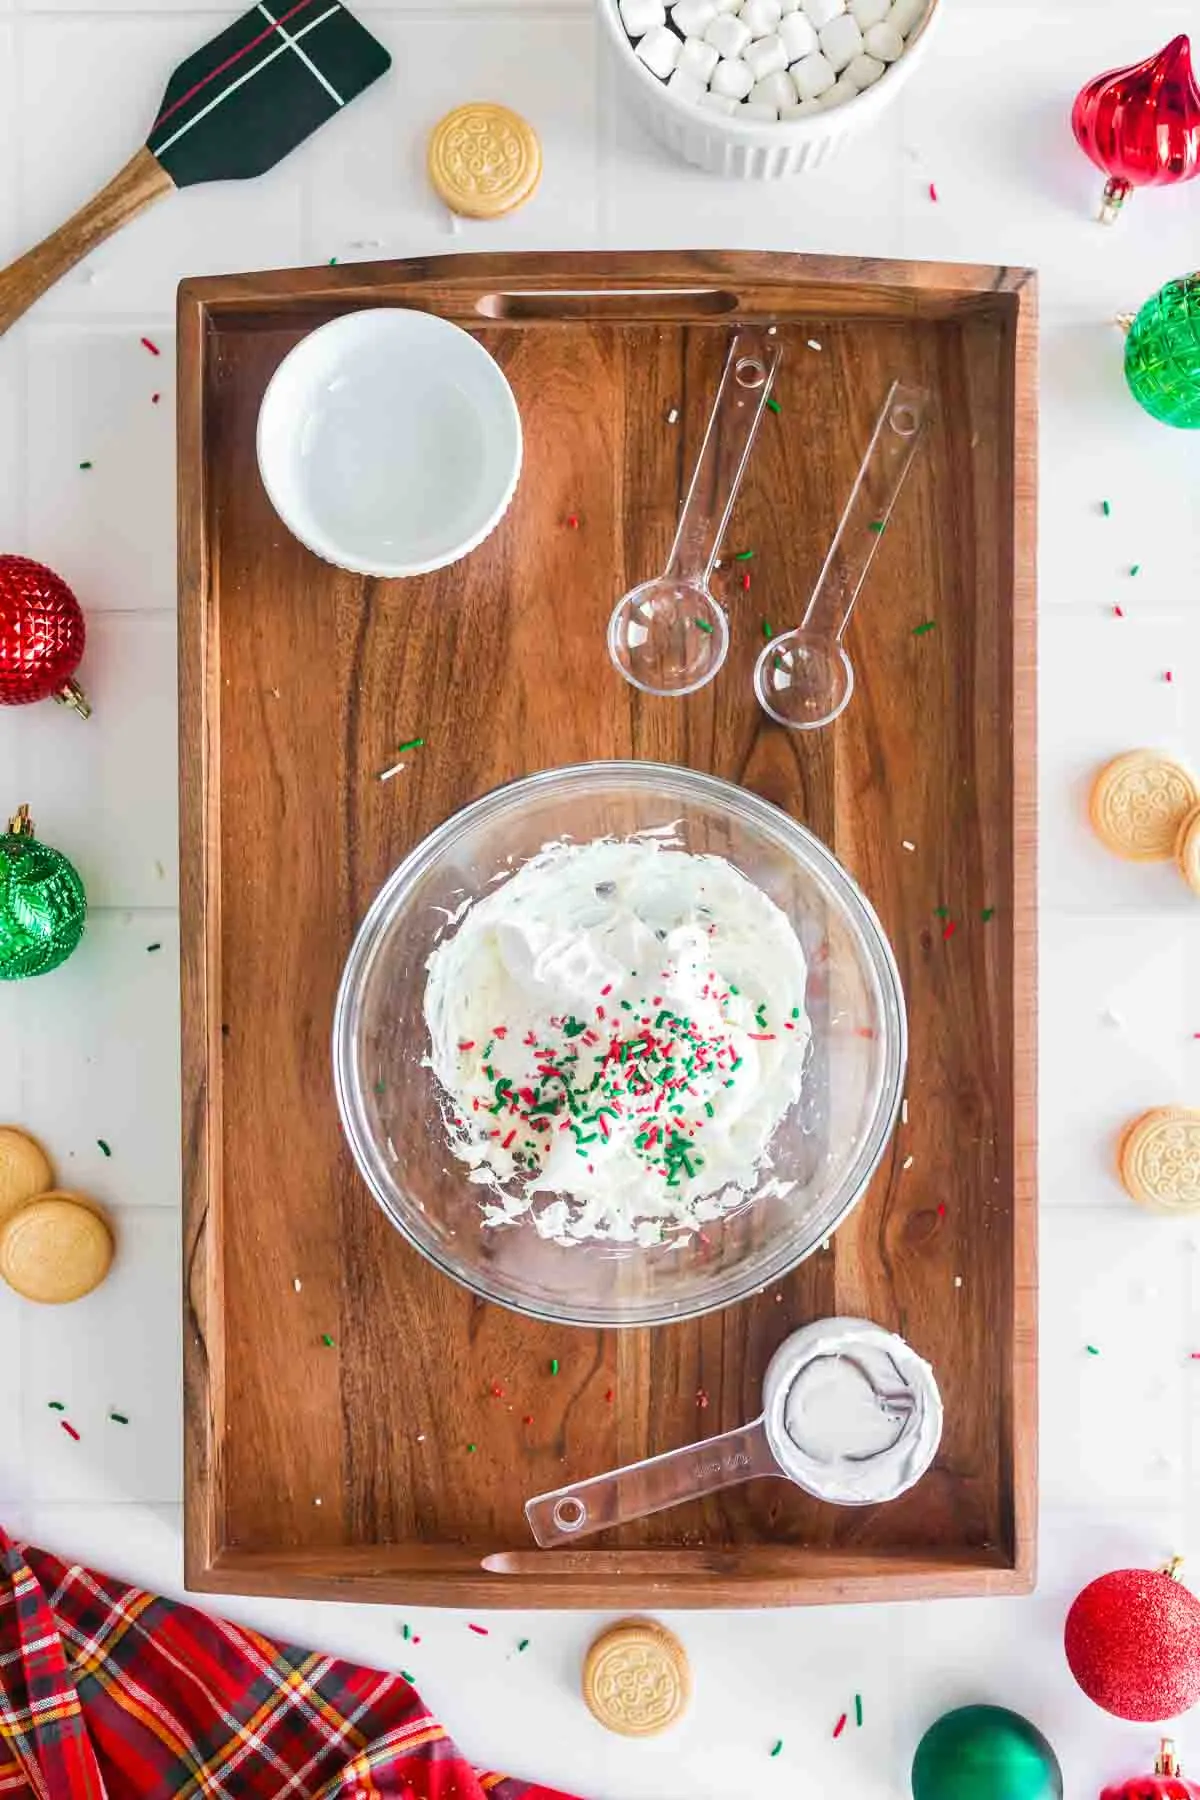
[779,10,818,58]
[751,69,797,108]
[778,0,803,14]
[710,54,754,96]
[678,34,720,79]
[800,0,845,28]
[740,0,782,35]
[743,31,787,77]
[887,0,925,33]
[849,0,889,25]
[845,50,884,85]
[705,11,752,56]
[698,87,739,111]
[670,0,715,31]
[863,18,903,57]
[821,73,858,105]
[819,12,863,71]
[712,0,743,13]
[743,101,779,119]
[780,96,824,114]
[790,48,836,97]
[619,0,667,36]
[667,65,705,100]
[636,21,682,74]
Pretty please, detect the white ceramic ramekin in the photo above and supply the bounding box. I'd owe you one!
[599,0,942,178]
[257,308,522,579]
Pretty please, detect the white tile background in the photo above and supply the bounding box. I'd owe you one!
[5,0,1200,1794]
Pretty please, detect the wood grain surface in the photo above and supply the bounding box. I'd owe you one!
[178,250,1037,1607]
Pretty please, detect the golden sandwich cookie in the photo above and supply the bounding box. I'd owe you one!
[0,1126,53,1227]
[1118,1107,1200,1214]
[582,1618,690,1737]
[1089,750,1200,862]
[0,1191,114,1303]
[428,102,542,220]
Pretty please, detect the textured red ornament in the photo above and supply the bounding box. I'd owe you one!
[1100,1737,1200,1798]
[0,556,89,715]
[1072,35,1200,221]
[1066,1565,1200,1722]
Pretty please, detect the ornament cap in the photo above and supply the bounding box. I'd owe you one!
[1161,1554,1185,1580]
[53,677,91,720]
[6,804,33,840]
[1157,1737,1182,1776]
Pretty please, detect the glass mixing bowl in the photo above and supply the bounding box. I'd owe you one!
[333,762,905,1328]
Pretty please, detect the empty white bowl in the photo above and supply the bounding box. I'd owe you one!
[257,307,522,578]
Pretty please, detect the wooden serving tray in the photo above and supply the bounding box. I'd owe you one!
[179,250,1036,1607]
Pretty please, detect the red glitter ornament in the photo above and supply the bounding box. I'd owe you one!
[1065,1561,1200,1721]
[0,556,90,716]
[1101,1737,1200,1799]
[1073,35,1200,223]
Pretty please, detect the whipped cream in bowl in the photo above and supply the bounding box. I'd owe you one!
[334,762,905,1328]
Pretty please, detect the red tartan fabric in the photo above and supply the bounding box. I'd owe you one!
[0,1528,583,1800]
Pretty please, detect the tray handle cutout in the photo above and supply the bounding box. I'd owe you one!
[475,288,740,321]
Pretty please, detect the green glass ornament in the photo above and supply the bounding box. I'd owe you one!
[912,1705,1063,1800]
[1125,273,1200,428]
[0,804,86,980]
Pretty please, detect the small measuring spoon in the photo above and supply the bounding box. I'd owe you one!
[608,326,782,698]
[754,381,930,731]
[524,1318,942,1548]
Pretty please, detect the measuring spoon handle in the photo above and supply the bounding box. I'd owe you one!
[664,326,782,587]
[524,1417,780,1548]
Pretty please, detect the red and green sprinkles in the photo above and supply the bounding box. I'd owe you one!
[455,981,794,1193]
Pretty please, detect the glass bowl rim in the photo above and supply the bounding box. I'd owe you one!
[332,759,908,1327]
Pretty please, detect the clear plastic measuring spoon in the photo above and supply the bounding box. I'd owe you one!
[608,325,782,698]
[524,1318,943,1548]
[754,380,930,731]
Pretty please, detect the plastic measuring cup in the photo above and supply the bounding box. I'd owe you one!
[754,380,930,731]
[608,325,782,698]
[524,1317,943,1547]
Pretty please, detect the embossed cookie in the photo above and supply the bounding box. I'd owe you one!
[0,1127,52,1227]
[0,1191,114,1303]
[1118,1108,1200,1214]
[427,102,542,220]
[582,1618,690,1736]
[1089,750,1200,862]
[1176,803,1200,896]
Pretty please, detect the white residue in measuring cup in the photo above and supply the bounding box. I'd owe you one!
[764,1317,943,1505]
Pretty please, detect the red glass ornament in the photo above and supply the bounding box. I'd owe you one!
[1066,1561,1200,1722]
[0,556,89,716]
[1101,1738,1200,1799]
[1072,35,1200,222]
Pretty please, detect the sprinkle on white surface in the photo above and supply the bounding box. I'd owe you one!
[378,760,407,782]
[901,1096,909,1124]
[901,838,915,850]
[808,338,823,350]
[667,406,680,423]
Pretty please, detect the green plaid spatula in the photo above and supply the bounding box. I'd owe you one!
[0,1,391,336]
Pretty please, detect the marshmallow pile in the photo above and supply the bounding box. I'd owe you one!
[617,0,925,122]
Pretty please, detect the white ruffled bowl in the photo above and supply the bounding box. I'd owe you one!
[599,0,942,178]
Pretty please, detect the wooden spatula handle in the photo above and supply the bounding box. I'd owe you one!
[0,147,176,337]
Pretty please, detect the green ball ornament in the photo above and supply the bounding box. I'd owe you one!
[911,1705,1063,1800]
[0,804,86,980]
[1124,273,1200,428]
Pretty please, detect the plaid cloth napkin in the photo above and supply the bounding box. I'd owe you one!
[0,1527,583,1800]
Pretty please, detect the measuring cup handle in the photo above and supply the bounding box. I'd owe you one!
[524,1418,779,1548]
[664,326,782,587]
